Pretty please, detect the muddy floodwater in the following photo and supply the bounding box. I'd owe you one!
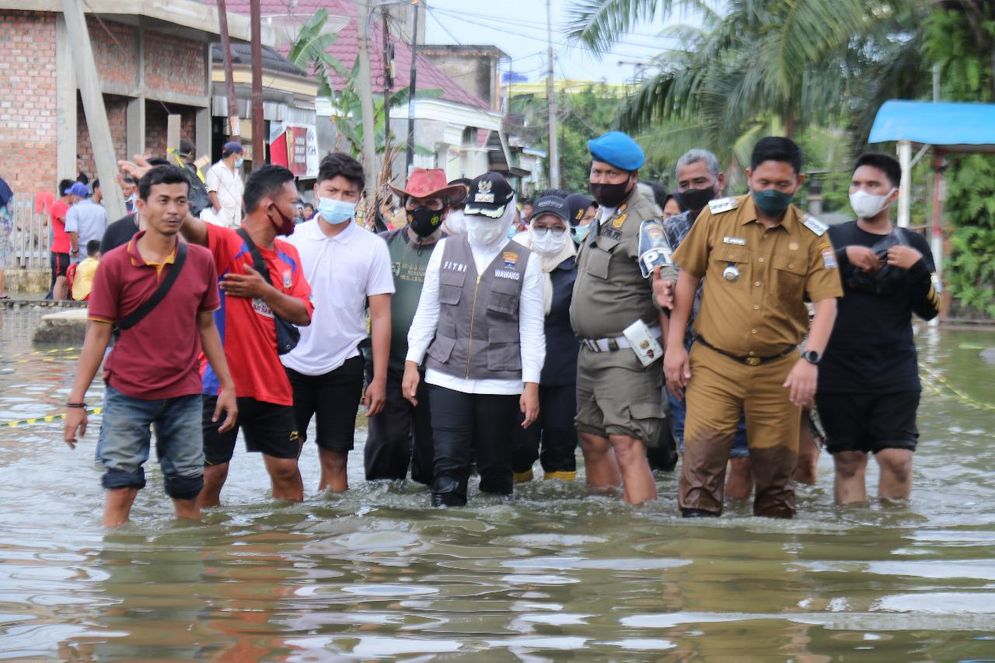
[1,307,994,661]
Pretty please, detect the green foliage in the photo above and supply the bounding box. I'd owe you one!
[924,7,995,316]
[510,84,621,192]
[289,10,440,158]
[925,8,995,102]
[568,0,930,164]
[287,8,340,98]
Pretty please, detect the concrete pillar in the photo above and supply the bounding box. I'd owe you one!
[60,0,127,220]
[126,97,146,159]
[54,15,77,183]
[196,108,211,161]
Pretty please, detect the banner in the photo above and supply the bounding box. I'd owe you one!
[271,124,319,178]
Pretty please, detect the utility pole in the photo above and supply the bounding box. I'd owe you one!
[357,0,379,198]
[217,0,239,139]
[382,6,394,181]
[250,0,265,164]
[504,56,512,119]
[405,0,420,173]
[545,0,560,188]
[60,0,126,220]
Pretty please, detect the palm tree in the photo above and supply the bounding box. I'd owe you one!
[567,0,929,151]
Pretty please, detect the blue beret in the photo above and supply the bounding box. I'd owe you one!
[588,131,644,171]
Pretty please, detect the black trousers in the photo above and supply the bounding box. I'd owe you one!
[512,383,577,475]
[364,370,434,484]
[428,385,519,506]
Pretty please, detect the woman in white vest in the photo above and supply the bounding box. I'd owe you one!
[403,172,546,507]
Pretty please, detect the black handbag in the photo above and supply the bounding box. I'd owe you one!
[235,229,301,355]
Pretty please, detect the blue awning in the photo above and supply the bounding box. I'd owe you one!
[868,100,995,151]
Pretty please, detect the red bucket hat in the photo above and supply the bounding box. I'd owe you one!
[389,168,468,203]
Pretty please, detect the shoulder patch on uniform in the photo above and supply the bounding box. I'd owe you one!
[708,197,738,214]
[802,215,828,236]
[639,218,665,234]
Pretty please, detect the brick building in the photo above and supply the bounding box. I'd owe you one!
[0,0,256,201]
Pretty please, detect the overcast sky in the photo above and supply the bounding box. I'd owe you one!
[424,0,687,85]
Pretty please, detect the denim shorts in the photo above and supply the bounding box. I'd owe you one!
[668,391,749,458]
[100,385,205,499]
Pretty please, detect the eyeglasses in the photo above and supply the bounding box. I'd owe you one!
[406,198,444,211]
[532,227,566,237]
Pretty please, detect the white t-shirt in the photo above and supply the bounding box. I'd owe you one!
[281,219,395,376]
[205,160,244,228]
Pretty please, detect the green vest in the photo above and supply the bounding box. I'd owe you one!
[384,229,438,373]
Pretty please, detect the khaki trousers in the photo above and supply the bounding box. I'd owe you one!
[679,343,801,517]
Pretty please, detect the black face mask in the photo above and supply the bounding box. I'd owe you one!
[675,187,716,215]
[590,179,632,208]
[408,207,443,238]
[268,203,296,236]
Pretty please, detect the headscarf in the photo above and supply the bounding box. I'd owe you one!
[465,195,517,250]
[513,223,576,315]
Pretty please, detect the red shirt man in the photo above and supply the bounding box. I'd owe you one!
[201,222,312,405]
[179,165,314,507]
[49,179,74,299]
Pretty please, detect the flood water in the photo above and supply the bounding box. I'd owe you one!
[1,306,994,661]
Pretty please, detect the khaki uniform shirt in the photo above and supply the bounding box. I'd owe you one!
[672,194,842,356]
[570,184,661,339]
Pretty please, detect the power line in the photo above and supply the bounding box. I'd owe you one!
[426,7,462,45]
[429,5,679,51]
[427,7,665,60]
[427,2,675,40]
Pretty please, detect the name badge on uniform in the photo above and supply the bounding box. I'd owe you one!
[722,236,746,246]
[708,197,738,214]
[623,319,663,367]
[803,215,829,236]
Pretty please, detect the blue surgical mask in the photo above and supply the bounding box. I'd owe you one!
[234,157,244,169]
[507,225,518,239]
[318,197,356,225]
[572,224,591,245]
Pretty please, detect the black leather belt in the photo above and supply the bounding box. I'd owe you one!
[696,336,796,366]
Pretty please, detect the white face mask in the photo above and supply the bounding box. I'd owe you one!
[849,188,895,219]
[530,227,567,256]
[466,216,506,246]
[443,209,466,235]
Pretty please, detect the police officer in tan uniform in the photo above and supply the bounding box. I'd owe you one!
[665,137,842,518]
[571,131,674,505]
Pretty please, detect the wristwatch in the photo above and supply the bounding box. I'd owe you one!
[801,350,821,365]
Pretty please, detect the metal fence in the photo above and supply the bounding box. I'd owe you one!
[8,200,49,270]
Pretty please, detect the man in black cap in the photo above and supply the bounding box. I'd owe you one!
[402,172,545,506]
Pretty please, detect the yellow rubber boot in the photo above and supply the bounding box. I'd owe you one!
[543,470,576,482]
[513,469,534,484]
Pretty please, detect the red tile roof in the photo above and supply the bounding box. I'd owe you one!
[218,0,490,110]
